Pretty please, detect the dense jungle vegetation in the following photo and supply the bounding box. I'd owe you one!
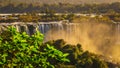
[0,12,120,23]
[0,1,120,68]
[0,12,75,22]
[0,8,120,23]
[0,2,120,13]
[0,27,120,68]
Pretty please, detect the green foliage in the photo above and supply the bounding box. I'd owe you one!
[1,2,120,13]
[76,51,108,68]
[46,39,109,68]
[0,26,69,68]
[0,27,117,68]
[1,2,120,22]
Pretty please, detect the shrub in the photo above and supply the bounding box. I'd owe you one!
[46,40,109,68]
[0,26,69,68]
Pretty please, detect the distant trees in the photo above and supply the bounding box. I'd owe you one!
[0,2,120,13]
[106,13,120,22]
[0,11,75,22]
[0,2,120,22]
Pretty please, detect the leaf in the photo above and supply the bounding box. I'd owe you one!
[63,53,69,57]
[32,48,38,52]
[21,40,27,42]
[2,53,8,57]
[61,58,70,62]
[0,62,3,64]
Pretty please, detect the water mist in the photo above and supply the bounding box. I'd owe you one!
[45,21,120,62]
[0,21,120,62]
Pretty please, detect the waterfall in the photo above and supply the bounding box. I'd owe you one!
[0,22,81,42]
[116,22,120,44]
[0,22,119,44]
[0,22,65,36]
[0,22,120,55]
[0,22,120,61]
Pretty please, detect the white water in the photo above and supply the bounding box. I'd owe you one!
[0,22,119,44]
[0,21,120,61]
[116,23,120,44]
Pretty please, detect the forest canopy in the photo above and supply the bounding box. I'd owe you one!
[0,2,120,13]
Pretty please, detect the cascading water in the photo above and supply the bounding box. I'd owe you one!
[0,22,119,45]
[116,22,120,44]
[0,21,120,61]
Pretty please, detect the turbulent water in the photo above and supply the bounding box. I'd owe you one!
[0,21,120,61]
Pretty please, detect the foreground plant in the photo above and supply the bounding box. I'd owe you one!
[0,26,69,68]
[46,39,109,68]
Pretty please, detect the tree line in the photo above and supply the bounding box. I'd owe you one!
[0,2,120,13]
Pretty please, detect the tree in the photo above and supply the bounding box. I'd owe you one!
[0,26,69,68]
